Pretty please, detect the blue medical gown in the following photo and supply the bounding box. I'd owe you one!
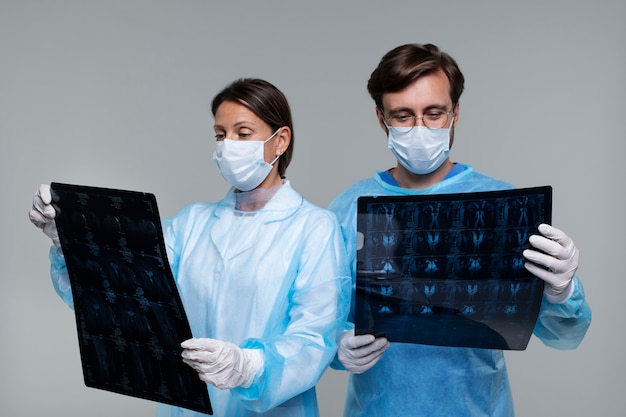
[49,181,351,417]
[328,166,592,417]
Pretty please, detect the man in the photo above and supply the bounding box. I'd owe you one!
[329,43,591,417]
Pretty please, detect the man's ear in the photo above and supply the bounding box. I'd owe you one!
[452,102,460,127]
[376,107,388,134]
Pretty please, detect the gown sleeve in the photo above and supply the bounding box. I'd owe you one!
[533,275,592,349]
[230,213,351,412]
[49,246,74,309]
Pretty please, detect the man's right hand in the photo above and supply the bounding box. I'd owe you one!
[338,329,390,374]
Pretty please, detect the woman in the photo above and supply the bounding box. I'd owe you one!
[29,78,351,417]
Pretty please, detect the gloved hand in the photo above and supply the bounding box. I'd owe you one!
[28,184,61,248]
[523,223,579,302]
[181,338,263,390]
[338,329,390,374]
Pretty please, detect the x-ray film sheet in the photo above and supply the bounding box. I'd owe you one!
[355,186,552,350]
[50,182,212,414]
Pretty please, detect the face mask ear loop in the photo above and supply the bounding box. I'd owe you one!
[269,154,280,166]
[264,127,284,166]
[263,128,282,144]
[444,111,455,146]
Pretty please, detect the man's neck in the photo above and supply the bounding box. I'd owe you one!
[390,160,454,190]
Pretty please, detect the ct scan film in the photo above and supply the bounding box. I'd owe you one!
[355,186,552,350]
[50,182,212,414]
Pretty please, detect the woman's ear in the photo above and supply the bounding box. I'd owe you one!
[275,126,291,156]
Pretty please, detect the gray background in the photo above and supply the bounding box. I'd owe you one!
[1,1,624,416]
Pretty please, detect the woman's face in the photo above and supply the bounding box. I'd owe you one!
[213,100,289,189]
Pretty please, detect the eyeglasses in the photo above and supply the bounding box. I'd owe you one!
[383,109,454,130]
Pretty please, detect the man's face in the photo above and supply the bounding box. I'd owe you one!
[377,70,459,147]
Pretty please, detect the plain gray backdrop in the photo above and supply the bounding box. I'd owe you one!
[2,1,624,416]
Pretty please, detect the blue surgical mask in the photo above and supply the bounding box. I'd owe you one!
[213,129,280,191]
[386,121,452,175]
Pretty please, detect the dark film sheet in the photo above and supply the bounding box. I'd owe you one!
[50,182,212,415]
[355,186,552,350]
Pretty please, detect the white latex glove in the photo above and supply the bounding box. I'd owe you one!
[28,184,61,248]
[181,338,263,390]
[523,223,579,303]
[338,329,390,374]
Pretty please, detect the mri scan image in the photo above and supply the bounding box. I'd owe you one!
[355,186,552,350]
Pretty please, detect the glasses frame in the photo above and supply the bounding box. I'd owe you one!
[382,107,455,131]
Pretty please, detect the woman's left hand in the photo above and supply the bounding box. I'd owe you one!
[181,338,263,390]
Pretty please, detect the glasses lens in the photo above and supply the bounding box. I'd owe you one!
[387,113,415,134]
[423,111,450,129]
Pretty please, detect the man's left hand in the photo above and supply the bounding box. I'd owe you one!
[523,223,579,302]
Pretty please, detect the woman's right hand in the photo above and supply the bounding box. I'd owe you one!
[28,184,61,248]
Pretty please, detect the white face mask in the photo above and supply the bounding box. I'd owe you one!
[386,119,452,175]
[212,129,280,191]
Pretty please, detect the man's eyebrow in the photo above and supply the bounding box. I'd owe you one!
[424,104,450,111]
[387,106,415,115]
[387,104,449,114]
